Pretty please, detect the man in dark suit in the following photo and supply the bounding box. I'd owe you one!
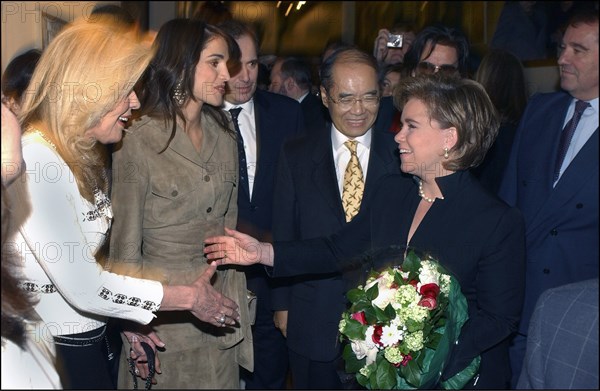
[517,278,599,389]
[499,9,599,387]
[269,56,328,135]
[271,47,402,389]
[219,20,304,389]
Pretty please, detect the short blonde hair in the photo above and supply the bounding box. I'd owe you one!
[19,17,153,200]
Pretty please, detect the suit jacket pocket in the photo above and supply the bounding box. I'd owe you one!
[150,175,199,223]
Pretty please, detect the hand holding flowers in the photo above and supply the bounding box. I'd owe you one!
[338,250,480,389]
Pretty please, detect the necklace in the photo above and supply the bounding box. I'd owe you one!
[418,179,442,203]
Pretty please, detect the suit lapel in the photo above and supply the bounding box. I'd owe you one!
[168,123,206,167]
[252,93,272,199]
[529,129,599,233]
[312,126,346,223]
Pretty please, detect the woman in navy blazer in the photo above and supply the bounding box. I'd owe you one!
[206,76,526,389]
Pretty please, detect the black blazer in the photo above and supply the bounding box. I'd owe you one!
[272,171,526,389]
[236,89,304,241]
[300,92,328,136]
[271,120,401,361]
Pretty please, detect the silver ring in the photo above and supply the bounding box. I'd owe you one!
[134,368,140,375]
[218,315,226,324]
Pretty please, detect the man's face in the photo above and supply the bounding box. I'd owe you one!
[321,62,379,139]
[558,20,599,101]
[413,42,460,77]
[225,34,258,105]
[269,59,285,95]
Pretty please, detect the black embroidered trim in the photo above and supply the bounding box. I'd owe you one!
[98,287,160,312]
[19,281,58,293]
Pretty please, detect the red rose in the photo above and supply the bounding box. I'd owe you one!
[418,296,437,309]
[408,279,418,288]
[419,283,440,299]
[351,311,367,325]
[372,325,383,346]
[401,354,413,366]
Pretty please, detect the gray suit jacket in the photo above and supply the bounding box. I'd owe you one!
[517,278,599,389]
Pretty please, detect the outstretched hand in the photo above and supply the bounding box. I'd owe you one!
[189,262,241,327]
[204,227,274,267]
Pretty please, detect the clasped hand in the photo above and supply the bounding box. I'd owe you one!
[204,227,274,267]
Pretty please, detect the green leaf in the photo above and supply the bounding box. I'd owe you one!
[366,283,379,301]
[341,319,367,341]
[347,288,367,303]
[402,251,421,274]
[384,303,396,319]
[401,358,422,387]
[375,359,397,389]
[363,306,378,324]
[342,344,365,373]
[425,331,442,349]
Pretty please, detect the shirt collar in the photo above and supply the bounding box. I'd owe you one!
[330,124,373,151]
[223,98,255,116]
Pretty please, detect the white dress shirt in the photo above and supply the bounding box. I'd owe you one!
[224,99,257,199]
[331,125,373,197]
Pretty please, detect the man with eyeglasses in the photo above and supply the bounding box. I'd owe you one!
[271,47,402,389]
[403,24,471,78]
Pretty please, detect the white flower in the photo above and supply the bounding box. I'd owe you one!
[351,326,379,361]
[417,260,441,290]
[380,324,404,347]
[440,274,451,295]
[372,284,398,309]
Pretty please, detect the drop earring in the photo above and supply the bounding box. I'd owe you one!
[172,80,186,106]
[444,147,449,159]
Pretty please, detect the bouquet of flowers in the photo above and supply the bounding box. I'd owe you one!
[338,249,480,389]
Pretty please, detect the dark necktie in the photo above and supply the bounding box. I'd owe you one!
[554,100,590,182]
[229,107,249,188]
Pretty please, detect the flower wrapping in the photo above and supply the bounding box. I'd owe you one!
[338,250,480,389]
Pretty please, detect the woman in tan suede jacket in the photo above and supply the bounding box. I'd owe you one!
[109,19,253,388]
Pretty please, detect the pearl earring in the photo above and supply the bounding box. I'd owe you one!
[444,147,449,159]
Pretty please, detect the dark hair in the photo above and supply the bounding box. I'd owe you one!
[90,4,136,27]
[192,1,233,25]
[218,19,260,55]
[403,24,470,77]
[378,63,407,86]
[1,49,41,106]
[393,75,500,171]
[280,57,313,92]
[320,47,378,93]
[1,183,36,348]
[567,2,599,27]
[475,49,528,126]
[136,18,240,153]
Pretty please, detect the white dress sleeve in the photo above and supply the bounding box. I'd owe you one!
[15,135,163,326]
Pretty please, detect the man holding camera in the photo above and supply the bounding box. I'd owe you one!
[373,23,416,65]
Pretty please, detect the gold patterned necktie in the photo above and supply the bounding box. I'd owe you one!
[342,140,364,222]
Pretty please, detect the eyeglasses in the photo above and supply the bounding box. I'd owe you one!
[416,61,458,75]
[329,94,380,109]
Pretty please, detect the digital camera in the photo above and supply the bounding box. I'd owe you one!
[387,34,403,48]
